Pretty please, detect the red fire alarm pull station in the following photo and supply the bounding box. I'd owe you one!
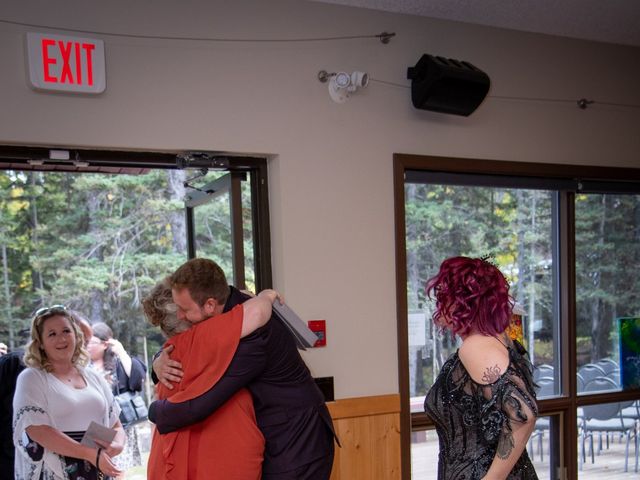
[308,320,326,347]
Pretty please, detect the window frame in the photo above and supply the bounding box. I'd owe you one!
[0,144,273,290]
[394,154,640,480]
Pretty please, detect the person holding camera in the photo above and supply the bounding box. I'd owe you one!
[88,322,147,477]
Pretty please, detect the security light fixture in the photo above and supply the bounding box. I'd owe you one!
[319,70,370,103]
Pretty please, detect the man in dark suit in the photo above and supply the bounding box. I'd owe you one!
[149,258,337,479]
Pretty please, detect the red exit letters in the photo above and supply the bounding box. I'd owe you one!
[26,32,106,94]
[41,39,95,85]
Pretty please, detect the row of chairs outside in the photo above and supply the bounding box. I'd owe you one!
[533,358,621,390]
[529,359,639,473]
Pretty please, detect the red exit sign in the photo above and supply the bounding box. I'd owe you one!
[26,32,106,94]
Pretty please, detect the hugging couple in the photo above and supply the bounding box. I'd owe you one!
[143,258,337,480]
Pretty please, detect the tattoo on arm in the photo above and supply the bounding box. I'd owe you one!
[497,430,515,459]
[482,364,502,383]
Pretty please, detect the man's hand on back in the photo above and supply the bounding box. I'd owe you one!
[153,344,184,389]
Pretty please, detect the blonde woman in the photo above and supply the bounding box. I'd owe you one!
[13,305,125,479]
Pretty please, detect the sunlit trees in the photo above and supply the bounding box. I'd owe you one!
[0,170,190,357]
[404,183,640,397]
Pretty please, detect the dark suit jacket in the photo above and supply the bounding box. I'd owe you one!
[149,287,337,474]
[0,350,26,480]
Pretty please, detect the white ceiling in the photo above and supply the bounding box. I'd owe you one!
[313,0,640,47]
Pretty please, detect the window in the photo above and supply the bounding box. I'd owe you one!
[186,171,258,291]
[0,146,272,360]
[0,146,273,480]
[395,155,640,480]
[405,178,561,411]
[575,193,640,395]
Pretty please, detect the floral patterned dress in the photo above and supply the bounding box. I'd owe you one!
[424,340,539,480]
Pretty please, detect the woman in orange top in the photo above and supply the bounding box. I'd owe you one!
[143,279,279,480]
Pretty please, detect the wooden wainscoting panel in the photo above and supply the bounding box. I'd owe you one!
[328,394,401,480]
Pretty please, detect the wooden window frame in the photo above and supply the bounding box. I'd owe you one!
[393,153,640,480]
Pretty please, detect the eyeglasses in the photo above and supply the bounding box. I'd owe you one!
[33,304,68,319]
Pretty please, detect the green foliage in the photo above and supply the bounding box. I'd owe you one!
[574,194,640,358]
[533,339,554,365]
[0,169,252,359]
[405,183,553,325]
[407,182,640,372]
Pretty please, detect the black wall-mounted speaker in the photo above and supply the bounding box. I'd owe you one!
[407,54,491,116]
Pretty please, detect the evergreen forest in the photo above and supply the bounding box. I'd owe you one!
[1,170,638,398]
[405,182,640,396]
[0,168,244,364]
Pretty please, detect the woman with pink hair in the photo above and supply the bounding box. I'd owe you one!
[424,256,538,480]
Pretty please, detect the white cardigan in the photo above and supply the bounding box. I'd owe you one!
[13,365,120,480]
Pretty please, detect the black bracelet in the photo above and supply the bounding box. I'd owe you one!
[96,447,103,472]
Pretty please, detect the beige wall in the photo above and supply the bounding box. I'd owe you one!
[1,0,639,399]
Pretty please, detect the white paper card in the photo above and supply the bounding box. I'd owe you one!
[80,421,116,449]
[272,302,319,350]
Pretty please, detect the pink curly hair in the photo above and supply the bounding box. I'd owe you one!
[425,256,513,337]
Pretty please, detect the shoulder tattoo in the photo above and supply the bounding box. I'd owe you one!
[482,364,502,383]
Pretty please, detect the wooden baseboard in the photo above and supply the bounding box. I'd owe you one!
[328,394,401,480]
[327,393,400,419]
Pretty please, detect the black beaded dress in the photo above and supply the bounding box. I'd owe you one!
[424,339,539,480]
